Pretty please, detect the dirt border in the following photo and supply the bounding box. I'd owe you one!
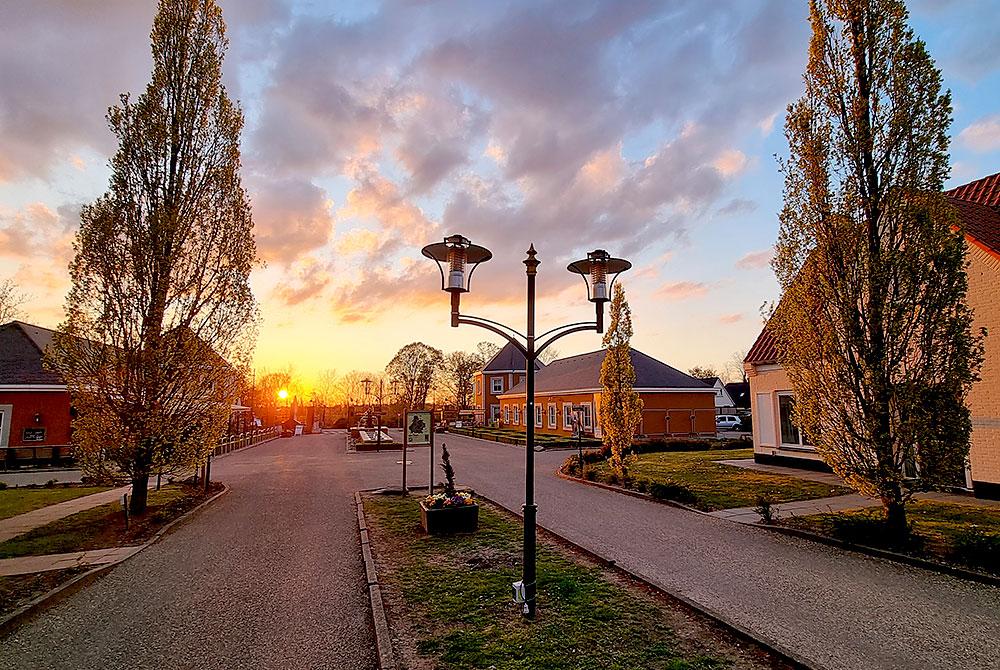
[0,483,230,637]
[354,491,398,670]
[559,470,1000,587]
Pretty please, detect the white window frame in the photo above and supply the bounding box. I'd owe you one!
[580,402,593,430]
[562,403,573,430]
[777,392,812,449]
[547,403,557,429]
[491,377,504,394]
[513,404,519,425]
[535,404,543,427]
[504,405,510,424]
[490,404,500,422]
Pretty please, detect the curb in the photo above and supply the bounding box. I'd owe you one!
[473,491,817,670]
[355,492,398,670]
[558,470,1000,588]
[0,483,230,637]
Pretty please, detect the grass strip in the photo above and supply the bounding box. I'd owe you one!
[587,448,849,511]
[0,483,218,559]
[364,494,789,670]
[0,486,111,521]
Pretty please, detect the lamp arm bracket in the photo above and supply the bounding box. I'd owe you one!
[535,322,599,358]
[536,321,595,340]
[456,314,529,357]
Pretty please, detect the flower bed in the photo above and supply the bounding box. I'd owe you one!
[420,492,478,534]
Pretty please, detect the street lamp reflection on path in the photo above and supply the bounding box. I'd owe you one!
[422,234,630,618]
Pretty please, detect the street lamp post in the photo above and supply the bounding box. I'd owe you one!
[422,234,630,618]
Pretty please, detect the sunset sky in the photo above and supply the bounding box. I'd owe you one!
[1,1,998,386]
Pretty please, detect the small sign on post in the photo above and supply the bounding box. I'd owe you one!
[404,411,432,494]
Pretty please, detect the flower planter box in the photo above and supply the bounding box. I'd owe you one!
[420,501,479,535]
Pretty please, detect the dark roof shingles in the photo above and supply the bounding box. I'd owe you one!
[502,348,709,395]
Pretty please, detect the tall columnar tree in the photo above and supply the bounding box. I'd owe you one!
[51,0,258,514]
[772,0,983,536]
[385,342,444,411]
[599,284,643,476]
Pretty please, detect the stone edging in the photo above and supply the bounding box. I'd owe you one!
[474,490,817,670]
[558,470,1000,588]
[354,492,398,670]
[0,483,231,637]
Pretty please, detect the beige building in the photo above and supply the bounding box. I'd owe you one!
[744,171,1000,499]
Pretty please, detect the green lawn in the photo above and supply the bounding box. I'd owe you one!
[783,500,1000,574]
[0,484,212,559]
[589,448,850,511]
[364,494,783,670]
[0,486,110,521]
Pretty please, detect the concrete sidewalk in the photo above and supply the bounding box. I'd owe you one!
[0,547,140,577]
[0,486,131,544]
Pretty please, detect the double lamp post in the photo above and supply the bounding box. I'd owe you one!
[422,234,630,618]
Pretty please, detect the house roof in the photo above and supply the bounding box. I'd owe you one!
[745,171,1000,367]
[500,348,710,396]
[482,341,543,372]
[0,321,64,385]
[699,376,722,387]
[724,381,750,408]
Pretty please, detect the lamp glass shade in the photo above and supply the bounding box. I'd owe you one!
[421,234,492,293]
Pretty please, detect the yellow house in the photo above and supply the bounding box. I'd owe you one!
[744,171,1000,499]
[497,348,717,438]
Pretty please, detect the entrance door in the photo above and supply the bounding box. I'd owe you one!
[0,404,10,448]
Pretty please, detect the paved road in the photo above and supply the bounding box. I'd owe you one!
[428,433,1000,670]
[2,434,377,670]
[5,431,999,670]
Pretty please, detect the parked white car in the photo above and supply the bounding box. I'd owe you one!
[715,415,742,430]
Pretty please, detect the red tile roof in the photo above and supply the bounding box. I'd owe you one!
[945,171,1000,207]
[744,322,779,365]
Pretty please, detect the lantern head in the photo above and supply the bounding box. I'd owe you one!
[422,234,493,293]
[567,249,631,303]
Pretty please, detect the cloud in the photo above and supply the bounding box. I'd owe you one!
[958,115,1000,153]
[655,281,709,301]
[250,178,336,264]
[717,198,757,216]
[735,248,774,270]
[713,149,750,177]
[718,313,744,324]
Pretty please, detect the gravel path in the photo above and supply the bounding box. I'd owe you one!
[1,434,376,670]
[429,433,1000,670]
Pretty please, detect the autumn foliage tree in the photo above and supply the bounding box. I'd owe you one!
[599,285,643,476]
[772,0,983,536]
[51,0,258,513]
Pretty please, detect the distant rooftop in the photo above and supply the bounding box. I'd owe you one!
[482,341,543,372]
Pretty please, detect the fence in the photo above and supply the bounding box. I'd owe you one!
[212,426,279,457]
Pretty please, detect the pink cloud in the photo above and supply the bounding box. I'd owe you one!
[958,114,1000,153]
[655,281,709,301]
[735,248,774,270]
[718,313,744,324]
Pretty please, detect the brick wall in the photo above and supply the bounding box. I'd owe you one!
[966,244,1000,488]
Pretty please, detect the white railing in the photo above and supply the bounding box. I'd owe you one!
[213,426,279,457]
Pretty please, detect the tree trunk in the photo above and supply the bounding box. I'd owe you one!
[130,470,150,515]
[882,492,908,542]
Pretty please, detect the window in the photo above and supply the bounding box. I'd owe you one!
[491,377,504,394]
[504,405,510,424]
[513,404,519,425]
[522,405,526,427]
[535,404,543,427]
[778,394,812,448]
[563,403,573,430]
[490,405,500,422]
[580,403,593,430]
[548,403,557,429]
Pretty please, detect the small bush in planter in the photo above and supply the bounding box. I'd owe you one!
[420,445,479,534]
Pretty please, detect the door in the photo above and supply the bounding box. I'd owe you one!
[0,404,10,448]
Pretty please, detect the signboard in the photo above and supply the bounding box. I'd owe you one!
[405,411,432,446]
[22,427,46,442]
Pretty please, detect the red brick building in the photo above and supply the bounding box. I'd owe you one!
[496,348,717,438]
[473,342,544,425]
[0,321,74,466]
